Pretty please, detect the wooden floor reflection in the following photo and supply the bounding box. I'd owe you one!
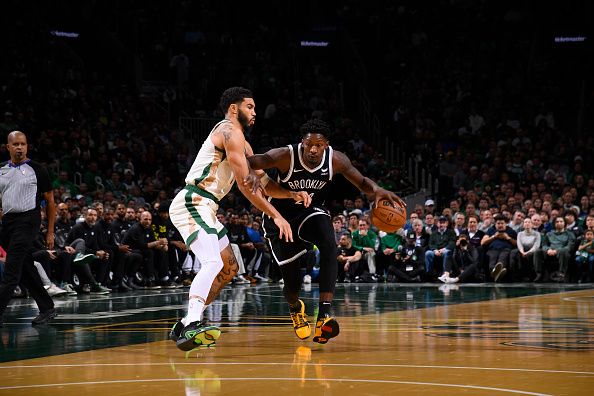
[1,286,593,395]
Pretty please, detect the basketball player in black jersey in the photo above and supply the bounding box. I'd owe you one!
[248,119,404,343]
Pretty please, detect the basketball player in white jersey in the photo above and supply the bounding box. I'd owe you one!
[248,119,404,344]
[169,87,310,350]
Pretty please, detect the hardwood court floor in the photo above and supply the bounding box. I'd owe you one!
[1,283,593,395]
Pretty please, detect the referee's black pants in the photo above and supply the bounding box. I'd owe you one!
[0,210,54,316]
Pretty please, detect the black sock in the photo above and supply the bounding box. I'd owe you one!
[318,301,332,317]
[289,300,302,313]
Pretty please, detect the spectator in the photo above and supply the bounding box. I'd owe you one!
[336,233,362,283]
[52,171,78,196]
[481,214,517,282]
[411,218,430,250]
[425,216,456,279]
[424,199,436,215]
[351,218,379,279]
[377,229,405,281]
[531,213,545,234]
[424,213,437,234]
[479,209,494,232]
[465,214,485,248]
[564,211,582,239]
[65,208,111,294]
[534,217,576,282]
[575,229,594,283]
[453,212,467,236]
[403,212,419,233]
[121,211,168,289]
[347,211,361,234]
[510,218,541,281]
[387,232,424,282]
[245,219,271,282]
[440,234,479,284]
[509,211,525,232]
[332,216,346,246]
[150,202,180,288]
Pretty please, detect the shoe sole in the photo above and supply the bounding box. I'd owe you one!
[176,327,221,351]
[491,263,502,278]
[49,292,69,297]
[494,268,507,282]
[313,318,340,344]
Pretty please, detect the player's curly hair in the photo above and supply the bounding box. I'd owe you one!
[299,119,331,138]
[219,87,253,113]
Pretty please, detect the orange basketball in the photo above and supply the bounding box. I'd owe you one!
[371,199,407,233]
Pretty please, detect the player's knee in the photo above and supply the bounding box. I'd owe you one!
[202,257,224,275]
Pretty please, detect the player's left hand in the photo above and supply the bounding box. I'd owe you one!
[374,188,406,209]
[243,169,261,194]
[274,216,294,243]
[45,231,55,250]
[291,191,312,207]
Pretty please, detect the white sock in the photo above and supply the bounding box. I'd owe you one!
[185,297,206,324]
[181,303,209,327]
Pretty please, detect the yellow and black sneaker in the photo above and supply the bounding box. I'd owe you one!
[176,321,221,351]
[312,314,340,344]
[289,300,311,340]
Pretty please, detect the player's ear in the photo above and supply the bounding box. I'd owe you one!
[229,103,238,115]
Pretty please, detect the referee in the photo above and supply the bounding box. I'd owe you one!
[0,131,57,326]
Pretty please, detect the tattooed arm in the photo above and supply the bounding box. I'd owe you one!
[217,123,294,242]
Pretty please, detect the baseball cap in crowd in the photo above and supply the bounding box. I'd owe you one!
[438,215,448,222]
[425,199,435,206]
[349,209,363,217]
[75,194,84,200]
[407,232,416,239]
[574,155,583,162]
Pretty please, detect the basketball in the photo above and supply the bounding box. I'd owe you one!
[371,199,406,233]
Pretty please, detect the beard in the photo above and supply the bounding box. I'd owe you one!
[238,110,254,134]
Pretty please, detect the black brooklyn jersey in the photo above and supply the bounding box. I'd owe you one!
[269,143,334,218]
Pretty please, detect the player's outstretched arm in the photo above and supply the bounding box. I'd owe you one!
[245,145,310,206]
[247,147,291,171]
[223,127,293,242]
[333,150,405,208]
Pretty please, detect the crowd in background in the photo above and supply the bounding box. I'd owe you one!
[1,2,593,296]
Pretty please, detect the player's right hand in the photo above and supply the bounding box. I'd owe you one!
[243,170,261,194]
[274,216,294,242]
[291,191,312,207]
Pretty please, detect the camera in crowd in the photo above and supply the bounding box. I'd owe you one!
[458,234,469,249]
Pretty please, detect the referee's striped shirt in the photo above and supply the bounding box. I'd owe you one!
[0,159,52,214]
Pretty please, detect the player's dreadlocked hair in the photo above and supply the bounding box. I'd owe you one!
[219,87,253,113]
[299,119,331,138]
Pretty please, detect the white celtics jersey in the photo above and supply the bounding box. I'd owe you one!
[184,120,235,201]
